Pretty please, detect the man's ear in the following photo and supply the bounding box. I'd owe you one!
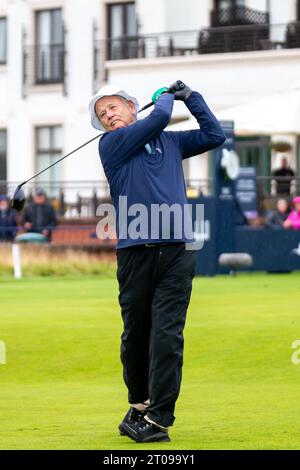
[127,100,137,114]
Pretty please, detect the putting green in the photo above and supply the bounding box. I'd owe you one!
[0,273,300,450]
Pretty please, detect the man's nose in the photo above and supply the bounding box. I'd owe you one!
[107,109,115,119]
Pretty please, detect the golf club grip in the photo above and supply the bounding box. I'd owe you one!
[138,89,173,113]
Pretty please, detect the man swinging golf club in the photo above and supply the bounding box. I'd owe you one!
[88,80,225,443]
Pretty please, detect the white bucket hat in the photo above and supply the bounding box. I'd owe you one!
[88,84,139,131]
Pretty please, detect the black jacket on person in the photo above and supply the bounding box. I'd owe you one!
[272,167,295,195]
[0,208,17,241]
[23,202,57,239]
[265,210,289,228]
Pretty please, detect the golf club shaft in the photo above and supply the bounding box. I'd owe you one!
[18,104,156,188]
[18,133,103,189]
[138,101,154,113]
[18,97,166,188]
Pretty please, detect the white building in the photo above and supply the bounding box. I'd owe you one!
[1,0,300,211]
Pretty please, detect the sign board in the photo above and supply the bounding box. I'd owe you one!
[234,167,258,220]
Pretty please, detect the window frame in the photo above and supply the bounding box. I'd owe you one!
[35,125,63,193]
[107,2,136,40]
[35,8,63,46]
[106,2,138,60]
[34,8,64,84]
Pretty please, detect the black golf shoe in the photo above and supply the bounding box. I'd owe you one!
[120,417,170,443]
[119,407,146,436]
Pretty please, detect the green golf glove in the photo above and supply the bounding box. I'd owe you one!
[152,86,169,103]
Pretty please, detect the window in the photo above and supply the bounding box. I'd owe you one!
[0,17,7,64]
[215,0,245,8]
[214,0,245,23]
[36,126,63,195]
[107,2,138,59]
[35,9,64,83]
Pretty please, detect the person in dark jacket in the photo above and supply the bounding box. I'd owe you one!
[265,198,290,228]
[272,157,295,195]
[23,189,57,240]
[88,81,226,443]
[0,195,17,241]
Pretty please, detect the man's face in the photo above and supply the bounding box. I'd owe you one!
[277,199,288,213]
[95,95,137,132]
[34,195,46,205]
[281,158,288,168]
[0,200,8,211]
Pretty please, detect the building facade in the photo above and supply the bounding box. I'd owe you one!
[1,0,300,209]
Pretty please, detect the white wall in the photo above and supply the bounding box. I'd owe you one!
[164,0,211,31]
[137,0,167,34]
[137,0,212,35]
[269,0,297,24]
[246,0,268,13]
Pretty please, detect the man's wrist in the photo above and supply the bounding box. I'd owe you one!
[184,90,196,101]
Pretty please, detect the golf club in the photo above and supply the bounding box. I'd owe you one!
[10,82,185,211]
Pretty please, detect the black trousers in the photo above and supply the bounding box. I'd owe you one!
[116,243,197,428]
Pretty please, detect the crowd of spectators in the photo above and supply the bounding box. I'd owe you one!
[264,157,300,230]
[265,197,300,230]
[0,188,57,242]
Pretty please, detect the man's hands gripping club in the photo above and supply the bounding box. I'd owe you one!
[151,80,193,103]
[168,80,192,101]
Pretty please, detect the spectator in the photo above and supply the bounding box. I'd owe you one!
[283,196,300,230]
[0,195,17,241]
[23,189,57,240]
[272,157,295,195]
[265,198,290,228]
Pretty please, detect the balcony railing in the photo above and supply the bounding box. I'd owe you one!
[199,23,271,54]
[22,41,66,96]
[94,22,300,75]
[211,5,269,27]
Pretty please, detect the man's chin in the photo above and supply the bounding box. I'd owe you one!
[110,121,126,130]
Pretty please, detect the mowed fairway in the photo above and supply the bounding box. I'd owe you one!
[1,273,300,450]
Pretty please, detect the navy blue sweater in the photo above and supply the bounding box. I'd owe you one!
[99,92,225,249]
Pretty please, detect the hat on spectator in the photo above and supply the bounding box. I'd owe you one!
[0,195,9,201]
[293,196,300,204]
[35,188,46,196]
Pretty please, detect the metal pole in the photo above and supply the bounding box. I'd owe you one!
[12,243,22,279]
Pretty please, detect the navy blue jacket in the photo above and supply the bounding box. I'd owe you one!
[0,208,17,241]
[23,202,57,239]
[99,92,225,249]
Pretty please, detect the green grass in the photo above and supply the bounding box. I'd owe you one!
[1,273,300,449]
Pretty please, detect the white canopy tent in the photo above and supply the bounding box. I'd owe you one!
[167,84,300,136]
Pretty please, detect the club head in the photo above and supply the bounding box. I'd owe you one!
[11,185,26,212]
